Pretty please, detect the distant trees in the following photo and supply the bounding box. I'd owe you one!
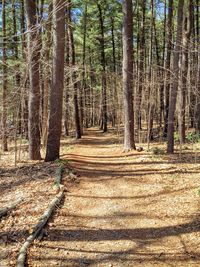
[1,0,200,159]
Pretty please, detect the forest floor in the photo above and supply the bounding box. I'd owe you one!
[1,128,200,266]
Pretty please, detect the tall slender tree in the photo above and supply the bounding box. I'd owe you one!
[41,3,52,146]
[26,0,41,160]
[137,0,146,131]
[163,0,174,137]
[97,1,107,133]
[178,0,193,144]
[167,0,185,153]
[67,0,82,139]
[45,0,65,161]
[2,0,8,152]
[122,0,136,151]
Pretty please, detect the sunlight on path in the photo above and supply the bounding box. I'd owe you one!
[29,129,200,267]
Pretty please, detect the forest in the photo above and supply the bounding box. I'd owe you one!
[0,0,200,266]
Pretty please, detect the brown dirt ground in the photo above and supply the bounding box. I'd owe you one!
[1,128,200,266]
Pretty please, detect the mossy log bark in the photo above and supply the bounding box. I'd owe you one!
[17,164,65,267]
[53,163,64,189]
[0,198,23,218]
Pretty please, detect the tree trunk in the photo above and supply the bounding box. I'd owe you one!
[20,0,28,139]
[67,0,82,139]
[111,16,118,127]
[163,0,174,137]
[64,21,70,137]
[167,0,184,154]
[26,0,41,160]
[97,2,107,133]
[12,0,22,134]
[45,0,65,161]
[195,0,200,132]
[2,0,8,152]
[122,0,136,151]
[81,2,88,129]
[42,3,52,146]
[178,0,192,144]
[137,0,146,131]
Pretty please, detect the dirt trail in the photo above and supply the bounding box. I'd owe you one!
[29,129,200,266]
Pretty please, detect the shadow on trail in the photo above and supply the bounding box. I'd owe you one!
[46,218,200,241]
[66,185,197,200]
[27,214,200,265]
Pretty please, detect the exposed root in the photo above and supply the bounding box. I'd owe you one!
[0,198,23,218]
[17,164,65,267]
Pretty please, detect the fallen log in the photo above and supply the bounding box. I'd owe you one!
[53,163,64,190]
[17,164,65,267]
[0,198,23,218]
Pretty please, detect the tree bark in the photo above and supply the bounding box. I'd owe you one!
[111,16,118,127]
[2,0,8,152]
[178,0,192,144]
[167,0,184,154]
[25,0,41,160]
[122,0,136,151]
[81,2,88,129]
[163,0,174,137]
[67,0,82,139]
[45,0,65,161]
[42,3,52,146]
[97,2,107,133]
[137,0,146,131]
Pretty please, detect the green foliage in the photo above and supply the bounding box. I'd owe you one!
[197,188,200,197]
[186,133,200,143]
[174,132,180,142]
[54,159,69,165]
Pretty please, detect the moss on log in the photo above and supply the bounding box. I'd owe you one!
[0,198,23,218]
[17,164,65,267]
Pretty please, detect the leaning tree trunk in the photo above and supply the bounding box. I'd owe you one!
[25,0,41,160]
[45,0,65,161]
[167,0,184,154]
[122,0,136,151]
[2,0,8,152]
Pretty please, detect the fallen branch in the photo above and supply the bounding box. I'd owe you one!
[0,198,23,218]
[17,164,65,267]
